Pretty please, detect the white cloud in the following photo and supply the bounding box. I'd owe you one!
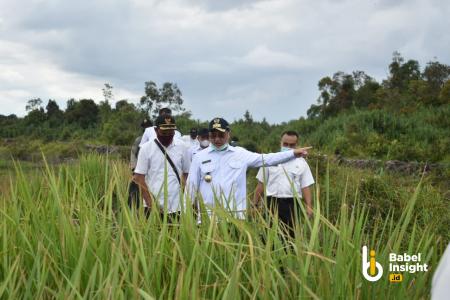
[0,0,449,122]
[0,40,141,114]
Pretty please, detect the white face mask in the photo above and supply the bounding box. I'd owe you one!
[280,146,292,152]
[211,143,229,151]
[200,140,210,148]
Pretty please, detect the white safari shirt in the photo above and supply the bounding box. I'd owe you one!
[186,145,296,218]
[139,126,182,147]
[182,135,200,148]
[256,157,315,198]
[134,138,189,212]
[184,144,207,173]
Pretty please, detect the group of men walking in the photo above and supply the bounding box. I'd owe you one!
[129,108,314,236]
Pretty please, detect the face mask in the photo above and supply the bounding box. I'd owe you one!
[157,134,174,147]
[200,140,210,148]
[280,146,292,152]
[211,143,229,151]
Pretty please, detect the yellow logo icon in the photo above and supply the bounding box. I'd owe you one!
[389,273,403,283]
[362,246,383,281]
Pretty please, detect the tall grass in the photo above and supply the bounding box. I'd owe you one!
[0,154,445,299]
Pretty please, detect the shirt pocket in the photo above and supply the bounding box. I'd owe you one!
[227,160,245,169]
[200,162,216,175]
[283,165,300,181]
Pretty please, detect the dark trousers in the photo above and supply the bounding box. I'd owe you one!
[266,196,300,238]
[144,208,181,223]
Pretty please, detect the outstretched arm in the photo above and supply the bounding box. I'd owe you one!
[245,146,312,168]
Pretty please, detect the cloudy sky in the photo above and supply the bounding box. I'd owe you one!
[0,0,449,123]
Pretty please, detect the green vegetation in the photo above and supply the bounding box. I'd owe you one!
[1,53,448,297]
[1,52,448,163]
[0,155,448,298]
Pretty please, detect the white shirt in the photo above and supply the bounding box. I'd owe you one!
[256,157,314,198]
[182,135,200,148]
[186,145,296,218]
[184,144,207,173]
[139,126,182,147]
[134,138,189,212]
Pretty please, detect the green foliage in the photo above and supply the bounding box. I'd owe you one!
[65,99,100,129]
[308,52,449,118]
[1,55,448,163]
[0,155,447,298]
[102,103,144,145]
[140,81,185,118]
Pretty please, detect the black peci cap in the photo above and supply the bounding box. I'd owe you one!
[155,115,177,130]
[209,118,230,132]
[198,128,209,137]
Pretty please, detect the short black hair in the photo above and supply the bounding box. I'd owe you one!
[159,107,172,116]
[281,130,299,139]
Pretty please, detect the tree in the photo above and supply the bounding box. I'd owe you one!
[24,98,45,127]
[99,83,113,122]
[243,110,253,123]
[385,51,420,90]
[423,61,450,90]
[24,108,46,126]
[140,81,185,118]
[140,81,158,116]
[25,98,43,112]
[46,99,64,127]
[102,102,141,145]
[419,61,450,105]
[102,83,114,103]
[65,99,100,129]
[115,99,135,111]
[439,80,450,105]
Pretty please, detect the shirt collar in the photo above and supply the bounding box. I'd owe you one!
[207,144,235,153]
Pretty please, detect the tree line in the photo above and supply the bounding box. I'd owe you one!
[307,51,449,119]
[1,52,449,162]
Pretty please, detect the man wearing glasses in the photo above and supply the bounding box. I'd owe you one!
[186,117,311,220]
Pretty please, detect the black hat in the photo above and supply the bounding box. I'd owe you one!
[159,107,172,116]
[155,115,177,130]
[141,119,153,128]
[198,128,209,137]
[190,128,198,134]
[209,117,230,132]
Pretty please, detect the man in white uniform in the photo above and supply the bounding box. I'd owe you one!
[139,107,182,148]
[186,118,311,219]
[253,130,314,236]
[182,128,200,148]
[130,119,153,171]
[183,128,210,174]
[133,115,189,219]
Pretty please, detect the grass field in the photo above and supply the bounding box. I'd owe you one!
[0,154,448,299]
